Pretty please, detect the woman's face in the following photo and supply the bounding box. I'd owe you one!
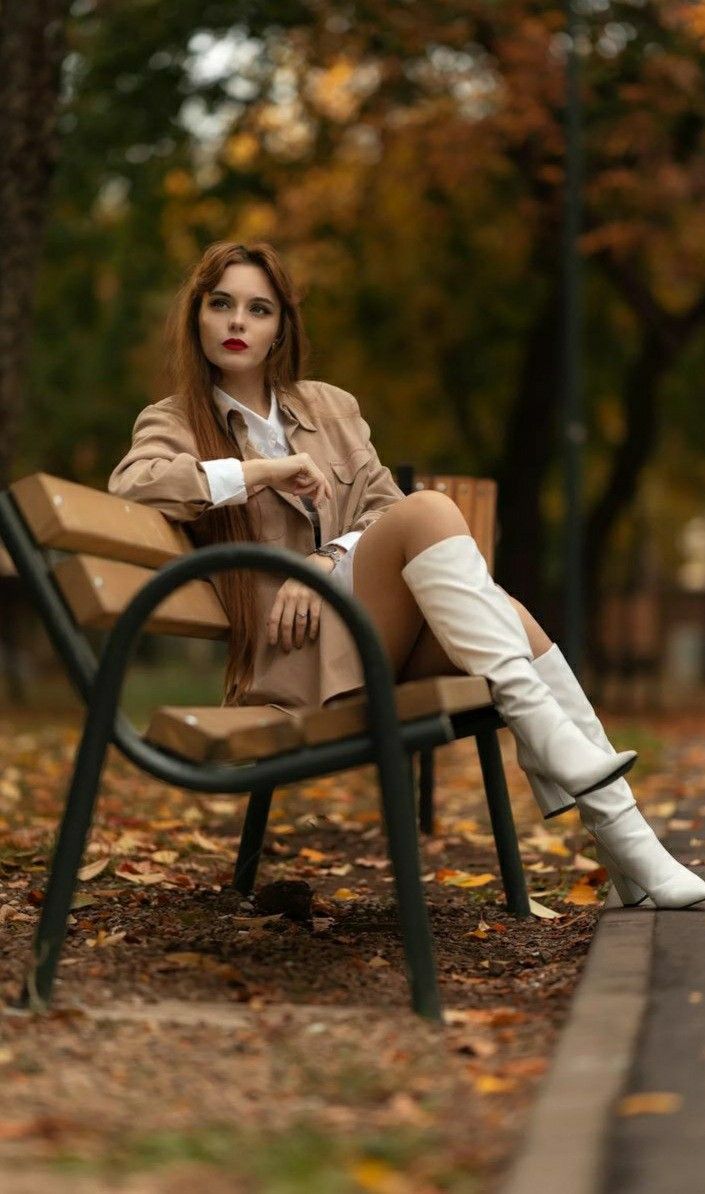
[198,263,281,379]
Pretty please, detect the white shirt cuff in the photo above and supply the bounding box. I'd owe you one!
[325,531,362,554]
[201,458,248,506]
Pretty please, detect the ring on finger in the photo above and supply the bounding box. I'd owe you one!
[296,611,308,620]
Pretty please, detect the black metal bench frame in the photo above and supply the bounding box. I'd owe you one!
[0,488,529,1021]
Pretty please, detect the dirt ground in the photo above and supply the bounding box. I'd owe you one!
[0,707,682,1193]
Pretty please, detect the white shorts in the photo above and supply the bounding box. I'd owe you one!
[328,537,359,596]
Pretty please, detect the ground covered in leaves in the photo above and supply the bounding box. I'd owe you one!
[0,698,689,1193]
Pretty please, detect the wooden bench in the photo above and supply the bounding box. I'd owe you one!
[0,472,528,1020]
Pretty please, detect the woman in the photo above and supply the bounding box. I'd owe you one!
[110,240,705,911]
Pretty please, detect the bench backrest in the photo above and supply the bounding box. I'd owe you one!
[406,474,497,575]
[10,474,229,640]
[8,468,497,641]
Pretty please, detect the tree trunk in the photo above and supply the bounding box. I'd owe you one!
[495,279,562,624]
[0,0,70,489]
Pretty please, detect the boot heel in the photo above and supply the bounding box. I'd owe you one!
[595,843,649,907]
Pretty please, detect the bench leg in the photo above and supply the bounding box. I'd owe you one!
[22,718,112,1009]
[378,753,442,1020]
[476,728,530,918]
[233,787,274,895]
[418,749,435,835]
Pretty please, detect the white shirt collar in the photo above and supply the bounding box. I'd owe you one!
[212,385,279,436]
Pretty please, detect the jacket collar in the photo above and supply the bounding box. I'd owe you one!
[277,387,316,432]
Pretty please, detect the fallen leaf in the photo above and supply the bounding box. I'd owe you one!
[87,930,126,948]
[157,952,245,982]
[190,830,226,854]
[230,914,282,929]
[354,857,389,870]
[617,1092,683,1117]
[115,863,167,886]
[349,1159,398,1192]
[472,1073,517,1094]
[565,880,600,906]
[77,857,110,882]
[529,897,564,919]
[368,955,390,969]
[436,870,496,888]
[70,892,96,910]
[332,888,360,901]
[298,847,330,863]
[524,828,570,857]
[573,852,601,872]
[151,850,179,865]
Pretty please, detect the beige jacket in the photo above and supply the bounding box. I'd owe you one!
[108,380,403,708]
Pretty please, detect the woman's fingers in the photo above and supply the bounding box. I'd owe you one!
[267,590,285,647]
[269,581,316,651]
[308,596,321,642]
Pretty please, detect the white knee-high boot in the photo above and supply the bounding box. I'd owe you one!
[401,536,636,799]
[523,645,705,909]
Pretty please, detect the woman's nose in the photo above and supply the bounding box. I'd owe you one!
[228,309,246,329]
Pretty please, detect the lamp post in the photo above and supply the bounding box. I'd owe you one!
[562,0,585,673]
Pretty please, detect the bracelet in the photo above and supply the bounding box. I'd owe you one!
[315,544,345,565]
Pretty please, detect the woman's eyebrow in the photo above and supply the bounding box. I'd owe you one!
[210,289,275,305]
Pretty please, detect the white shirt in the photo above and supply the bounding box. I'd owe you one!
[200,386,360,554]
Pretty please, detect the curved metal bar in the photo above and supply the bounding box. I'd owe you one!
[28,543,441,1018]
[104,544,400,787]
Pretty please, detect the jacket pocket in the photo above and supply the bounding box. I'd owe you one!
[330,448,371,484]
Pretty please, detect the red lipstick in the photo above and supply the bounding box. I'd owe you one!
[223,339,248,351]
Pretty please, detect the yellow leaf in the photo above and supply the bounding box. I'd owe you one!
[299,847,329,863]
[617,1092,683,1117]
[437,870,496,888]
[529,897,564,919]
[152,850,179,865]
[565,880,600,906]
[332,888,359,901]
[472,1073,517,1094]
[349,1158,397,1192]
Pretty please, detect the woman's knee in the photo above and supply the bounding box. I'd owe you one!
[394,490,468,554]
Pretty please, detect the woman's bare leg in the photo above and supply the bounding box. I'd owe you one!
[351,491,552,680]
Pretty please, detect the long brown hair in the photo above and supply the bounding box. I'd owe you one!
[169,241,308,703]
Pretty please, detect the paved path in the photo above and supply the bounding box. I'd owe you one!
[602,822,705,1194]
[501,775,705,1194]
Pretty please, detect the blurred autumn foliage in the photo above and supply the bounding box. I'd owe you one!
[6,0,705,625]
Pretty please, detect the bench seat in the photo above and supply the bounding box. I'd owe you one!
[146,674,493,763]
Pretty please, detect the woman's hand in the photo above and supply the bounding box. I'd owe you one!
[267,552,337,652]
[243,454,332,507]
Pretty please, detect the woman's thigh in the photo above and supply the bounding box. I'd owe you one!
[349,493,552,679]
[350,492,467,677]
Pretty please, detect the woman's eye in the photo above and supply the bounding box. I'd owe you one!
[251,304,270,316]
[209,298,228,309]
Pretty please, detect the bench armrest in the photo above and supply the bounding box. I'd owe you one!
[89,543,411,790]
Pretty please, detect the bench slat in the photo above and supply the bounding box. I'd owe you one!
[301,675,493,745]
[145,675,494,764]
[53,555,229,639]
[147,705,301,763]
[11,473,191,568]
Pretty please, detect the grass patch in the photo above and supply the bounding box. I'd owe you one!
[51,1122,480,1192]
